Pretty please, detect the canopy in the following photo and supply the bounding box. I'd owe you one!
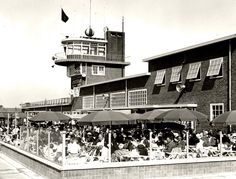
[0,112,6,119]
[212,110,236,125]
[29,111,71,122]
[78,110,133,125]
[155,108,208,122]
[127,112,141,120]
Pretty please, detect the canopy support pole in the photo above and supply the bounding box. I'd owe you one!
[149,131,153,160]
[186,130,189,158]
[108,130,111,163]
[220,131,223,157]
[62,131,66,167]
[36,130,39,155]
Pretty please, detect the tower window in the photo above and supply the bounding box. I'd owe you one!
[92,65,105,76]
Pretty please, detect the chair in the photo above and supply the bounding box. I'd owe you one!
[166,147,186,159]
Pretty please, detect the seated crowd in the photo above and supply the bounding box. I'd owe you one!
[1,122,236,164]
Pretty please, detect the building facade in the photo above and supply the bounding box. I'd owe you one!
[21,33,236,129]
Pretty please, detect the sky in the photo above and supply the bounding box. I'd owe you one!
[1,0,236,107]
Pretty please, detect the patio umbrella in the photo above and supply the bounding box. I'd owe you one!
[78,110,133,125]
[212,110,236,125]
[29,111,71,122]
[12,112,27,119]
[0,112,6,119]
[155,108,208,122]
[137,109,169,123]
[128,112,141,120]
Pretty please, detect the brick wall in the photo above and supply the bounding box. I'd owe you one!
[86,64,124,84]
[146,41,229,117]
[231,39,236,111]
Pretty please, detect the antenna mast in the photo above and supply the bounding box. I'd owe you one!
[89,0,92,28]
[85,0,94,37]
[122,16,124,32]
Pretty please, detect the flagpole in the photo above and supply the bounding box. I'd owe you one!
[89,0,92,28]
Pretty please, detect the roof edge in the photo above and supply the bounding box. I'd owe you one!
[80,72,151,88]
[143,34,236,62]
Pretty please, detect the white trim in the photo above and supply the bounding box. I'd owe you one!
[170,66,182,83]
[62,37,107,44]
[95,94,109,108]
[210,103,224,121]
[154,69,166,85]
[143,34,236,62]
[110,91,126,108]
[186,62,201,80]
[82,96,94,109]
[207,57,223,77]
[92,65,105,76]
[128,89,147,107]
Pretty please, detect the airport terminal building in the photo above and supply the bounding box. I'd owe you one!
[21,29,236,129]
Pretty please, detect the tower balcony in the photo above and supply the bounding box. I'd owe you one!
[54,52,129,66]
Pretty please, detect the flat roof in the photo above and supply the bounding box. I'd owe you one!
[61,37,107,44]
[143,34,236,62]
[80,72,151,88]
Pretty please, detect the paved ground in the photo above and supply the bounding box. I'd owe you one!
[156,172,236,179]
[0,153,44,179]
[1,153,236,179]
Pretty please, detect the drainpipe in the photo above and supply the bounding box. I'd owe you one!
[229,40,232,111]
[125,80,128,107]
[93,86,95,109]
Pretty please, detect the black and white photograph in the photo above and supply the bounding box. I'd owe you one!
[1,0,236,178]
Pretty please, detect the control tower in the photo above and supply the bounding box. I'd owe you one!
[54,27,130,96]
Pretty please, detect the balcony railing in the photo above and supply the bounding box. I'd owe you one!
[21,97,72,109]
[67,54,106,61]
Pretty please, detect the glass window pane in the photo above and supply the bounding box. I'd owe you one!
[186,62,201,79]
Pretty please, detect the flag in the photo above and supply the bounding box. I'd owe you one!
[61,8,69,23]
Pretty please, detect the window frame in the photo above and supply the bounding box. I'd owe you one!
[210,103,224,121]
[154,69,166,86]
[110,91,126,108]
[207,57,223,79]
[170,66,182,83]
[95,94,109,108]
[92,65,105,76]
[128,89,147,107]
[82,96,94,109]
[186,62,201,81]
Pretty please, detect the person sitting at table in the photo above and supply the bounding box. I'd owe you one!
[202,131,217,147]
[163,134,177,157]
[154,132,165,147]
[112,143,130,162]
[140,132,150,148]
[189,132,200,146]
[218,134,232,155]
[176,135,186,151]
[67,137,81,158]
[123,132,135,151]
[93,133,109,161]
[111,131,120,154]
